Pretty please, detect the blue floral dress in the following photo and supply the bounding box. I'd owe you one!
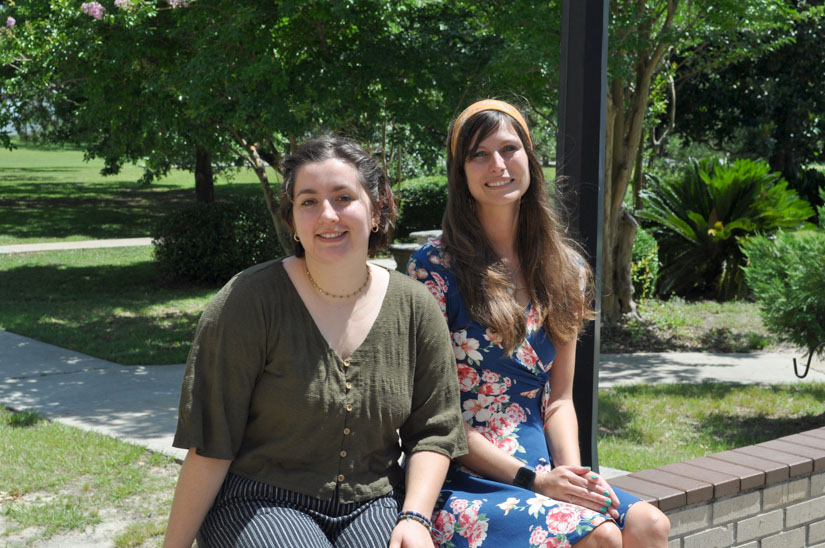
[408,240,639,548]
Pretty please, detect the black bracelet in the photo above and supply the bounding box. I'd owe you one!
[396,510,432,533]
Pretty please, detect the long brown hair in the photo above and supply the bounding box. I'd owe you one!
[442,108,594,354]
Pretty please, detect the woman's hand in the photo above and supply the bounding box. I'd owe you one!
[533,465,620,519]
[388,519,435,548]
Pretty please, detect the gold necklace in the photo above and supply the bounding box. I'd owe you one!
[306,266,371,299]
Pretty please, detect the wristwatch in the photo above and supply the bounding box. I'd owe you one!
[512,465,536,489]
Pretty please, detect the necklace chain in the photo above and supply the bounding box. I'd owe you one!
[306,266,371,299]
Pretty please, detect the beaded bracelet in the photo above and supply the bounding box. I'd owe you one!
[396,510,433,533]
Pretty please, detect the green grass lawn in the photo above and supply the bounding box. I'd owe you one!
[0,406,177,546]
[0,139,276,246]
[597,383,825,471]
[0,246,216,364]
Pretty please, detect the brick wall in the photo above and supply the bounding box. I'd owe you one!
[608,427,825,547]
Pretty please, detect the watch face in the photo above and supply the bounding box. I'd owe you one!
[514,466,536,488]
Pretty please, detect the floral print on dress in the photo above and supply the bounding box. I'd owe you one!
[409,241,609,547]
[433,499,490,548]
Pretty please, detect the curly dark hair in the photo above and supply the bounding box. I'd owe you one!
[279,136,396,258]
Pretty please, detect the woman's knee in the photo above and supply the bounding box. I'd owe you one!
[580,521,622,548]
[624,501,670,544]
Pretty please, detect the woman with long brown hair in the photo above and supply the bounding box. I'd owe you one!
[408,100,670,547]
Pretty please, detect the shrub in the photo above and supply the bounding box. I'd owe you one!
[395,175,447,239]
[153,196,283,284]
[631,227,659,300]
[638,157,813,300]
[786,168,825,223]
[819,187,825,227]
[742,228,825,357]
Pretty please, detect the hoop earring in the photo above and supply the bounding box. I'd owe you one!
[293,233,300,242]
[371,223,379,233]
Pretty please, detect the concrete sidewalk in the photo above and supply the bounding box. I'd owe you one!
[2,329,824,466]
[0,330,187,461]
[0,237,153,254]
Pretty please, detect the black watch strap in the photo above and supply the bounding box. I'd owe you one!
[512,465,536,489]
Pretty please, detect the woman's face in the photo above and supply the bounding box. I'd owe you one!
[463,121,530,214]
[291,158,375,265]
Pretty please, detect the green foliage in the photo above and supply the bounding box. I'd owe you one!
[674,3,825,180]
[638,157,813,300]
[7,409,45,428]
[820,187,825,227]
[631,227,659,299]
[742,229,825,357]
[395,175,448,238]
[786,168,825,223]
[153,197,283,284]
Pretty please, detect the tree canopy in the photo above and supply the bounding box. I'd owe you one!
[2,0,813,314]
[674,1,825,181]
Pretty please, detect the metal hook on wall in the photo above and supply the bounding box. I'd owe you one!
[793,341,825,379]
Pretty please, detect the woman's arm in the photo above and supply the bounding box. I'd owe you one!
[163,449,232,548]
[389,450,450,548]
[539,339,619,518]
[543,338,580,465]
[455,422,526,484]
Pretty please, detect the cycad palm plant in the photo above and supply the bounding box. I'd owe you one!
[638,158,813,300]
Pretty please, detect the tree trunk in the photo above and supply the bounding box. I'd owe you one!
[251,151,293,255]
[232,136,294,255]
[769,144,800,180]
[632,138,644,211]
[194,145,214,203]
[601,2,673,323]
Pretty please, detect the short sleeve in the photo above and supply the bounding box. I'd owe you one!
[407,241,473,332]
[173,275,269,459]
[398,278,468,460]
[406,247,448,320]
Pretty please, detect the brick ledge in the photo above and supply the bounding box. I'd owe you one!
[606,427,825,512]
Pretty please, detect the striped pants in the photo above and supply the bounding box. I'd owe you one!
[197,474,403,548]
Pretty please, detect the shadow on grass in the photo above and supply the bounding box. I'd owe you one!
[601,320,683,353]
[699,411,825,447]
[597,391,646,442]
[698,326,770,353]
[0,181,262,241]
[0,183,194,241]
[602,318,773,354]
[0,261,218,364]
[0,167,80,176]
[601,383,825,448]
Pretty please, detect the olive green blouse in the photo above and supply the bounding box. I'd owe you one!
[173,259,467,503]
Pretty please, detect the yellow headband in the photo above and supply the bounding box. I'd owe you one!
[450,99,533,157]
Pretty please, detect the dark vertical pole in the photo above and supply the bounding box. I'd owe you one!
[556,0,609,471]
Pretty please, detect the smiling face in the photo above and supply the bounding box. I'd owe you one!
[291,158,376,265]
[463,121,530,214]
